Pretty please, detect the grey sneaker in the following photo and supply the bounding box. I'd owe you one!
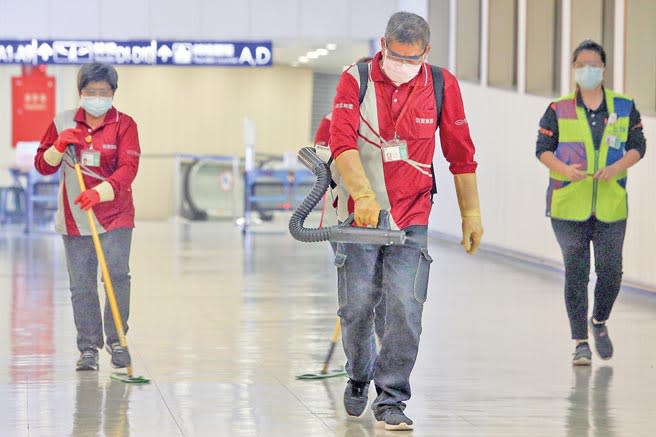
[76,349,99,371]
[572,342,592,366]
[105,342,131,368]
[589,318,613,360]
[343,379,369,417]
[375,405,413,431]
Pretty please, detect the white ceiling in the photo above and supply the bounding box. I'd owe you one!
[272,39,377,74]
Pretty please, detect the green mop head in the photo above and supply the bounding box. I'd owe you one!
[111,372,151,384]
[295,369,346,380]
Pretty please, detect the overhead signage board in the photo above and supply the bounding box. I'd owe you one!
[0,39,273,67]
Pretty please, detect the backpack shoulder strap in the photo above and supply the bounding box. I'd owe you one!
[429,65,445,199]
[430,65,444,124]
[357,63,369,104]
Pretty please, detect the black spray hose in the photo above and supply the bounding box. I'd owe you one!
[289,147,406,246]
[288,147,332,242]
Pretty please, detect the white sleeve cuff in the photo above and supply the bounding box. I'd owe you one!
[93,181,115,202]
[43,146,64,166]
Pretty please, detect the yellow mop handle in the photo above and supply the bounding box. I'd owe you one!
[73,161,133,377]
[331,318,341,343]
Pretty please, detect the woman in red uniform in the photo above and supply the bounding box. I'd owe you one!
[35,62,141,371]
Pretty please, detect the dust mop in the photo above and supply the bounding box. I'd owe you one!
[68,145,149,384]
[296,318,346,380]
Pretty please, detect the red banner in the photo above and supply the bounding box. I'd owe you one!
[11,65,55,147]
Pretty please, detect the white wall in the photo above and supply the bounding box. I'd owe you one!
[0,0,401,40]
[430,81,656,289]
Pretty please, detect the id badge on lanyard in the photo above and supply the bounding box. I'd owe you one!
[81,140,101,167]
[382,137,409,162]
[381,84,417,163]
[605,113,620,150]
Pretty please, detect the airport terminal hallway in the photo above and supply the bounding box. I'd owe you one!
[1,220,655,436]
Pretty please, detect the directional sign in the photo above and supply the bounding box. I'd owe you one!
[0,39,273,67]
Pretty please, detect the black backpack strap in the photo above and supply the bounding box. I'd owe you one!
[430,65,444,124]
[357,63,369,104]
[429,65,444,200]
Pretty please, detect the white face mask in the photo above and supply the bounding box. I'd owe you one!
[80,96,113,117]
[382,54,422,85]
[574,66,604,90]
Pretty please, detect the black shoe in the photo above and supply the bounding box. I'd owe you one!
[76,349,99,371]
[105,342,131,368]
[572,342,592,366]
[589,318,613,360]
[375,405,413,431]
[343,379,369,417]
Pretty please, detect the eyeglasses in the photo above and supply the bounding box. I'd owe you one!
[81,87,114,97]
[573,62,604,69]
[384,45,427,66]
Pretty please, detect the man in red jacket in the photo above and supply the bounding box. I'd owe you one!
[35,62,140,372]
[329,12,483,430]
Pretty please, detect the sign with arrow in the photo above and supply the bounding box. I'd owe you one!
[0,39,273,67]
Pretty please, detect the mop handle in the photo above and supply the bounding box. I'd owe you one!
[68,146,133,377]
[320,319,342,375]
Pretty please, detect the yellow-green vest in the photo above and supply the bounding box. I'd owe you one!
[546,89,632,222]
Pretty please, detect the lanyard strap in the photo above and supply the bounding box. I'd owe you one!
[392,82,419,139]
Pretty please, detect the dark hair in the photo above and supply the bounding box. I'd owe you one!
[77,62,118,92]
[572,39,606,65]
[385,11,430,49]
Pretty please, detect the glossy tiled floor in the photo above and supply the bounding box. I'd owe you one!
[1,218,655,436]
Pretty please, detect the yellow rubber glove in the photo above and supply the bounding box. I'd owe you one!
[334,149,381,227]
[454,173,484,254]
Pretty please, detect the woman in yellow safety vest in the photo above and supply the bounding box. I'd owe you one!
[535,40,646,366]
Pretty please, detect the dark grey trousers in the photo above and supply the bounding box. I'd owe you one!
[335,225,432,412]
[62,228,132,352]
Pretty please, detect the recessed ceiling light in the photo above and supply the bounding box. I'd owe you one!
[316,48,329,56]
[298,56,309,63]
[307,51,319,59]
[291,62,299,67]
[326,43,337,50]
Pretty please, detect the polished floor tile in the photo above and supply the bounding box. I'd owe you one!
[1,218,655,436]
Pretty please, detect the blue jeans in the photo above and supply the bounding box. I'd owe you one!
[62,228,132,352]
[335,225,432,412]
[551,218,626,340]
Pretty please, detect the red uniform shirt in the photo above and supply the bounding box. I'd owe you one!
[329,51,477,228]
[314,113,332,146]
[35,107,140,236]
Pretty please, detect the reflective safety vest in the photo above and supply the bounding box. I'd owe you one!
[546,89,632,222]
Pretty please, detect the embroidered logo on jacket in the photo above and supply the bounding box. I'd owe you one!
[103,144,117,150]
[416,117,434,124]
[335,102,354,110]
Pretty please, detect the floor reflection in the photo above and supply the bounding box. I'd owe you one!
[567,366,615,437]
[72,373,131,437]
[10,237,55,384]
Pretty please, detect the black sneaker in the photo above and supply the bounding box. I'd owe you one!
[343,379,369,417]
[105,342,131,368]
[375,405,413,431]
[572,342,592,366]
[589,318,613,360]
[76,349,99,371]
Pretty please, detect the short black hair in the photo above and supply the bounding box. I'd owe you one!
[385,11,431,50]
[77,62,118,92]
[572,39,606,66]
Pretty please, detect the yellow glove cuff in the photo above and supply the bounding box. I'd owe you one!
[461,209,481,218]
